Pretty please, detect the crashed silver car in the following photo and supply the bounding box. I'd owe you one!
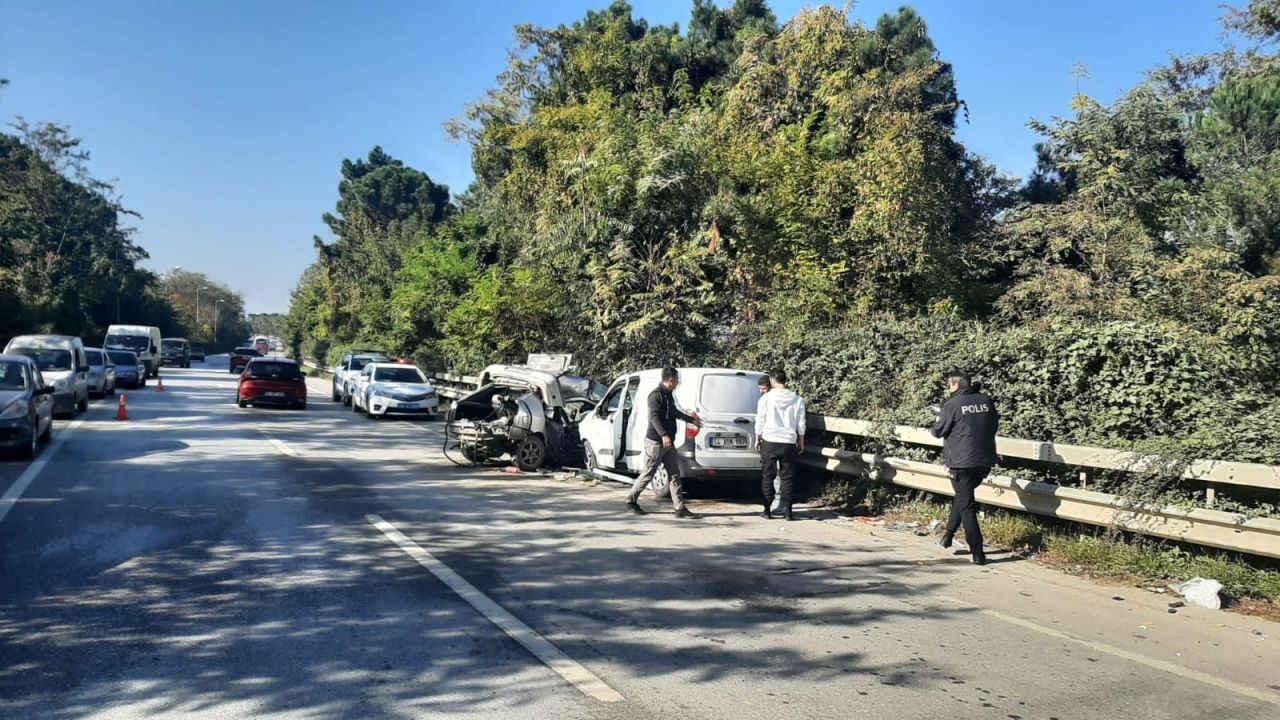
[446,364,605,471]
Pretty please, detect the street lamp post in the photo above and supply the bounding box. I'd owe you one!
[214,299,226,348]
[196,285,209,333]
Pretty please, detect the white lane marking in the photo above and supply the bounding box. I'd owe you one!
[366,513,625,703]
[261,432,299,457]
[979,607,1280,707]
[0,417,86,526]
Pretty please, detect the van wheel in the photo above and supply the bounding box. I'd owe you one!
[77,394,88,413]
[332,388,341,402]
[650,464,672,500]
[515,435,547,472]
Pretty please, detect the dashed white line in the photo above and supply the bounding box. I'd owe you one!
[0,417,85,527]
[261,432,299,456]
[366,513,625,703]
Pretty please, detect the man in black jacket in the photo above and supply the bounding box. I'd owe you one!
[626,368,702,518]
[930,369,999,565]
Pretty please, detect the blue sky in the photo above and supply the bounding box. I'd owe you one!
[1,0,1230,313]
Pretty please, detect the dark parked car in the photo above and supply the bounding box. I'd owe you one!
[107,350,146,388]
[237,358,306,410]
[190,345,205,362]
[161,337,191,368]
[229,347,261,374]
[0,355,56,458]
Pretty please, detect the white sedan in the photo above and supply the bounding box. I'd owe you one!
[352,363,439,419]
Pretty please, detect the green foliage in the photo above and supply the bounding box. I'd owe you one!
[0,121,174,343]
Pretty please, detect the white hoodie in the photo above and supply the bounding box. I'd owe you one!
[755,388,807,444]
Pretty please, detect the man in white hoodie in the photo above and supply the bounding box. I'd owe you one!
[755,368,807,521]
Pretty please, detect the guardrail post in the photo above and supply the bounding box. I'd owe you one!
[1205,482,1217,508]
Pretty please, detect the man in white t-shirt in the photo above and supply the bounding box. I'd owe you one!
[754,368,807,521]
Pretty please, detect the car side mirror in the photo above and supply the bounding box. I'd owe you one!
[35,386,55,396]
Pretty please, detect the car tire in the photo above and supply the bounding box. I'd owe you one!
[297,400,307,411]
[39,417,52,442]
[237,398,248,408]
[108,382,116,396]
[332,388,341,402]
[365,406,375,419]
[77,394,88,413]
[515,435,547,472]
[650,463,672,500]
[22,419,38,459]
[343,391,352,406]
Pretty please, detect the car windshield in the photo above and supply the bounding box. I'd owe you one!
[559,375,607,403]
[191,346,204,353]
[0,361,28,390]
[373,366,425,383]
[108,351,138,366]
[86,350,104,366]
[349,357,381,372]
[699,373,766,414]
[10,348,72,372]
[105,334,149,351]
[162,340,184,350]
[247,361,301,380]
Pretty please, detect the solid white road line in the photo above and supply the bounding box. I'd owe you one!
[0,417,85,527]
[366,513,625,703]
[979,607,1280,708]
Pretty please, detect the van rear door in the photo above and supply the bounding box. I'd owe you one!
[689,371,765,470]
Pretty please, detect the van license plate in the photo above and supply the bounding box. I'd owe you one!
[710,436,748,448]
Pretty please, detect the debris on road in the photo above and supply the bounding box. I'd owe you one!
[1171,577,1224,610]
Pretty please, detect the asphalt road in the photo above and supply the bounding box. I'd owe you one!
[1,357,1277,719]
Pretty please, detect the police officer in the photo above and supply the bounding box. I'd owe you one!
[930,369,999,565]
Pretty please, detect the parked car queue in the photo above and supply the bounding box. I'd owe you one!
[0,327,210,458]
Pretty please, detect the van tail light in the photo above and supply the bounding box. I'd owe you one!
[685,412,700,438]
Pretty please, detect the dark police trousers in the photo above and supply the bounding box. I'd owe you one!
[945,467,989,553]
[761,441,798,511]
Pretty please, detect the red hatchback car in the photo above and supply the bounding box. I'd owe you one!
[237,358,307,410]
[229,347,262,374]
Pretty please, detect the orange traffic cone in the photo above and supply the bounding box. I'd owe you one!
[156,378,164,392]
[115,395,128,421]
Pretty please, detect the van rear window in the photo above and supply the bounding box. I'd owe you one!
[698,374,765,414]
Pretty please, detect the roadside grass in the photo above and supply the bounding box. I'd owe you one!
[882,498,1280,611]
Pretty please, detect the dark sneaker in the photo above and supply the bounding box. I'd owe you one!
[674,506,700,519]
[760,510,773,520]
[972,553,987,566]
[783,509,795,521]
[625,502,646,515]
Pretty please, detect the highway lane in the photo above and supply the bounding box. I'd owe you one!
[1,357,1277,719]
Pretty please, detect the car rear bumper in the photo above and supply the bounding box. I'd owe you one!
[160,357,186,366]
[240,393,305,406]
[673,452,762,481]
[0,418,34,448]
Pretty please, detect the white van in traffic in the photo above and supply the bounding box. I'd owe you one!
[2,335,90,417]
[578,367,767,498]
[104,325,163,378]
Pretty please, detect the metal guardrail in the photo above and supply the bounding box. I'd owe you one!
[798,446,1280,560]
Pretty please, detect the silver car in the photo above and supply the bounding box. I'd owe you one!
[0,355,55,458]
[85,348,117,398]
